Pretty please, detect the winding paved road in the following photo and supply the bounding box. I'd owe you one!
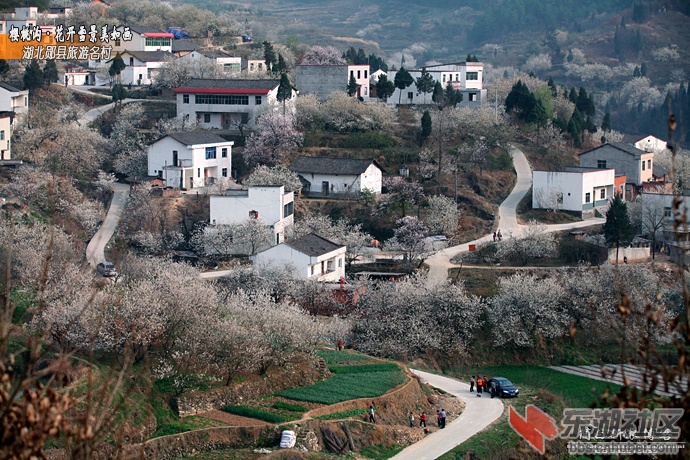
[425,145,605,283]
[391,370,504,460]
[85,183,130,267]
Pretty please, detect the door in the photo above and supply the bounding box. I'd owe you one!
[322,181,329,196]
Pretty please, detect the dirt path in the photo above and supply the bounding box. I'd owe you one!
[85,182,130,267]
[390,369,503,460]
[194,409,270,426]
[425,145,604,284]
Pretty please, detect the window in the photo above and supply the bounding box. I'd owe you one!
[183,94,189,103]
[283,201,294,218]
[195,94,249,105]
[455,73,459,81]
[172,150,178,165]
[466,71,479,80]
[642,161,646,171]
[364,70,368,78]
[147,68,152,78]
[664,207,672,217]
[145,37,171,47]
[338,258,342,268]
[597,160,607,168]
[205,147,216,159]
[585,193,591,203]
[350,70,354,78]
[648,159,652,169]
[356,70,360,79]
[600,188,605,199]
[469,93,477,102]
[224,63,240,72]
[364,87,367,95]
[258,63,263,70]
[407,91,413,100]
[442,74,446,82]
[197,168,201,178]
[204,113,211,123]
[310,265,314,276]
[222,168,228,177]
[250,63,255,71]
[0,130,4,141]
[221,148,227,158]
[114,39,121,47]
[255,96,262,105]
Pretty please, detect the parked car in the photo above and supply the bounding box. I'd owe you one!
[96,261,117,277]
[488,377,519,398]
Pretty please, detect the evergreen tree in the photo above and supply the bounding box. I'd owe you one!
[23,60,44,92]
[632,2,650,23]
[375,74,395,101]
[444,81,462,106]
[585,115,597,133]
[394,66,414,104]
[0,60,9,80]
[529,98,549,131]
[356,48,367,65]
[276,72,293,115]
[505,80,534,119]
[603,194,634,263]
[601,111,612,132]
[263,41,277,73]
[640,62,648,76]
[109,53,126,84]
[547,76,557,97]
[277,54,287,73]
[415,68,435,103]
[43,60,58,86]
[569,87,578,103]
[420,110,432,144]
[347,73,360,97]
[466,54,479,62]
[634,29,643,54]
[432,81,444,104]
[111,84,127,109]
[633,66,641,77]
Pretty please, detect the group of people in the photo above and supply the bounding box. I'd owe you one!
[410,409,445,428]
[492,230,503,242]
[469,375,497,398]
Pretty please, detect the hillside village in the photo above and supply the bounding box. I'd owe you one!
[1,1,690,459]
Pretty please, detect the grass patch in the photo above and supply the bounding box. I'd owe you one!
[151,416,224,439]
[220,405,288,424]
[329,363,399,374]
[277,370,405,405]
[271,401,308,413]
[314,408,367,420]
[316,349,372,364]
[359,444,404,460]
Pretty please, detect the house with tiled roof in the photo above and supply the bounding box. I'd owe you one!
[179,50,241,73]
[579,142,655,200]
[110,25,174,53]
[251,233,346,281]
[0,82,28,125]
[147,131,233,189]
[106,50,172,85]
[174,79,296,129]
[288,156,384,196]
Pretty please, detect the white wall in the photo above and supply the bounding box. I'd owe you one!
[532,169,615,211]
[359,163,383,194]
[251,244,346,281]
[635,136,668,153]
[0,116,11,160]
[0,88,29,118]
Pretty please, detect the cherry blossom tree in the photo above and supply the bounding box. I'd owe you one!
[385,216,430,263]
[156,56,221,88]
[377,177,424,217]
[111,103,148,177]
[300,45,346,65]
[242,113,303,167]
[522,53,552,74]
[323,92,398,133]
[245,164,302,191]
[424,195,459,237]
[495,222,557,265]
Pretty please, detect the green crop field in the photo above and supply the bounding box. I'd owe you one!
[277,369,405,405]
[315,349,372,364]
[314,407,367,420]
[220,405,288,424]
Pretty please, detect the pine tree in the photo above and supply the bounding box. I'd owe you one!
[394,66,414,104]
[603,194,634,264]
[640,62,648,76]
[415,68,435,104]
[109,53,126,84]
[276,72,293,115]
[263,41,277,73]
[347,73,360,97]
[23,60,44,91]
[569,87,578,104]
[420,110,432,144]
[529,98,549,132]
[601,111,612,132]
[0,60,10,80]
[633,66,641,77]
[375,74,395,101]
[444,81,462,106]
[432,81,444,105]
[277,54,287,73]
[547,76,557,97]
[43,60,58,85]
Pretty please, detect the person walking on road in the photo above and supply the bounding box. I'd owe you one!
[420,411,427,427]
[368,405,376,423]
[497,230,502,241]
[409,412,415,427]
[470,375,475,392]
[477,376,483,394]
[436,410,442,427]
[440,409,446,429]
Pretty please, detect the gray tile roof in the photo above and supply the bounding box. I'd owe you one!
[289,156,383,175]
[181,79,280,90]
[128,25,166,35]
[166,131,230,145]
[126,51,172,62]
[578,142,647,158]
[172,40,197,52]
[0,82,22,92]
[199,50,235,59]
[286,233,344,257]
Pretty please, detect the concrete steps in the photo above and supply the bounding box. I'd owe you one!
[548,364,688,398]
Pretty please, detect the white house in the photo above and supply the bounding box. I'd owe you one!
[288,156,384,196]
[0,113,11,160]
[62,65,90,86]
[0,82,29,125]
[387,62,486,107]
[108,50,171,86]
[295,64,370,101]
[174,79,296,129]
[243,59,266,75]
[579,142,654,200]
[147,131,233,189]
[251,233,346,282]
[532,167,615,214]
[179,50,242,73]
[210,185,294,245]
[111,25,173,53]
[634,135,668,154]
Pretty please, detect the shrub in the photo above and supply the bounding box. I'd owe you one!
[220,405,288,424]
[338,132,396,149]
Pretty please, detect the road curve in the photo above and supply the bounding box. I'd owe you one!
[425,145,604,283]
[390,369,504,460]
[85,183,130,267]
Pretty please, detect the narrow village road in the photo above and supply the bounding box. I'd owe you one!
[424,145,605,283]
[85,183,130,267]
[390,369,504,460]
[77,98,148,126]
